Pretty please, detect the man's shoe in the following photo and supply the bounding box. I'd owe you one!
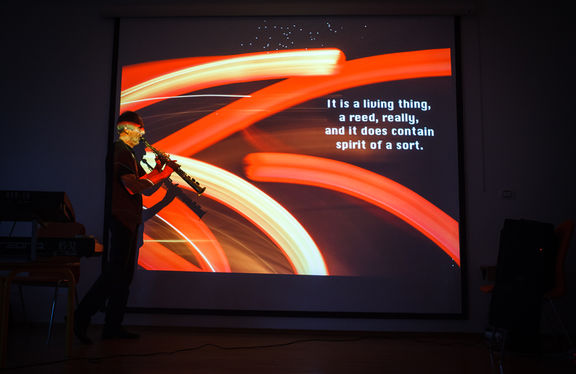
[102,326,140,340]
[73,313,93,345]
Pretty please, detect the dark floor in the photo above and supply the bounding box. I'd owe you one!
[3,323,575,373]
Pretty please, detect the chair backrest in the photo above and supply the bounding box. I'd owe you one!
[546,220,575,299]
[494,219,557,293]
[489,219,556,330]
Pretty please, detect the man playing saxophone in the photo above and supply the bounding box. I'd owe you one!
[74,111,178,344]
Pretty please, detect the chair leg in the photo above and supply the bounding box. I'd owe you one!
[486,326,507,374]
[46,284,59,344]
[65,282,75,356]
[18,285,27,322]
[547,298,575,349]
[498,330,508,374]
[0,277,12,368]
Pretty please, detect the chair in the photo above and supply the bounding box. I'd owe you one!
[482,219,574,374]
[11,257,80,343]
[543,220,574,351]
[0,222,85,367]
[11,222,85,343]
[0,259,78,368]
[0,191,98,367]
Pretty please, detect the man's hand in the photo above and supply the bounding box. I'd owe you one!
[163,159,180,174]
[154,156,165,172]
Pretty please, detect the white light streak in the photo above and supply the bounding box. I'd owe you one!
[122,94,251,105]
[153,213,216,272]
[142,152,328,275]
[121,49,344,104]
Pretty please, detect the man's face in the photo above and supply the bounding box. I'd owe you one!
[120,122,145,147]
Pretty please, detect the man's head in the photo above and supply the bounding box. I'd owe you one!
[117,111,145,148]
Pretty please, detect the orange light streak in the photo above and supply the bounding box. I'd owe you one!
[128,48,455,273]
[138,233,203,271]
[121,56,225,91]
[142,188,231,272]
[142,152,328,275]
[120,49,344,112]
[244,152,460,265]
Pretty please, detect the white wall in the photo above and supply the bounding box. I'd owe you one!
[2,0,574,333]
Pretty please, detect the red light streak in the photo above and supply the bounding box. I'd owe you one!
[244,152,460,265]
[138,233,203,271]
[142,190,231,272]
[152,48,451,156]
[126,48,458,273]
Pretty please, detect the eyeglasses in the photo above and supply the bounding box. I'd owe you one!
[123,124,145,135]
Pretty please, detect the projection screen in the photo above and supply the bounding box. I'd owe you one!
[113,15,464,316]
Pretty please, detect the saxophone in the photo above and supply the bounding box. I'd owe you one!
[142,137,206,196]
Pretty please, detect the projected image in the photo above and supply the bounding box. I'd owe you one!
[117,17,460,280]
